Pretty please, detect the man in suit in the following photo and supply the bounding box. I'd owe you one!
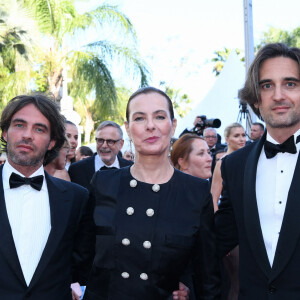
[0,94,95,300]
[69,121,133,190]
[215,43,300,299]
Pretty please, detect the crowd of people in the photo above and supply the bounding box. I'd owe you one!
[0,42,300,300]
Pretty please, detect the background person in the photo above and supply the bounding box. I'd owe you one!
[65,120,79,170]
[123,149,134,161]
[250,122,265,141]
[84,87,220,299]
[211,122,246,211]
[44,138,71,181]
[75,146,93,161]
[69,121,133,190]
[171,133,212,180]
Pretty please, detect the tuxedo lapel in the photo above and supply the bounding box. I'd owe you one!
[0,166,26,286]
[28,174,73,289]
[270,150,300,281]
[243,133,272,277]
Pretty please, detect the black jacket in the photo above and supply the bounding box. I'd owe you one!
[68,153,133,190]
[0,168,95,300]
[215,132,300,299]
[84,167,220,300]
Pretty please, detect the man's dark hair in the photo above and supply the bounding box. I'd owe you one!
[126,86,174,122]
[78,146,94,157]
[0,94,66,164]
[239,43,300,118]
[252,122,265,131]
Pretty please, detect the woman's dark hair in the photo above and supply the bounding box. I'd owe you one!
[170,133,204,170]
[126,87,174,122]
[0,94,66,164]
[239,43,300,118]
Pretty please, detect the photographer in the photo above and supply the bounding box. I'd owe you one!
[179,115,207,137]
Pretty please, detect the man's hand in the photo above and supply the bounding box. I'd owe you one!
[172,282,190,300]
[71,282,82,300]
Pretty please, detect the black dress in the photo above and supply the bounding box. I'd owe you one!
[84,166,220,300]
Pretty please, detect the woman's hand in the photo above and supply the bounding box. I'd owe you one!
[172,282,190,300]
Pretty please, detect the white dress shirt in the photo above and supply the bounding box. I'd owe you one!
[256,129,300,266]
[3,162,51,285]
[94,154,120,171]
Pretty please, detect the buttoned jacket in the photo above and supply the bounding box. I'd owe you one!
[84,167,220,300]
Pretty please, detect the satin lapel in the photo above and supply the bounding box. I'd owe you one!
[243,133,272,277]
[0,166,26,285]
[28,174,72,289]
[270,150,300,281]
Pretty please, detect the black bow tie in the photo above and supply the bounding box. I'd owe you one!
[100,166,118,171]
[9,172,44,191]
[264,135,300,159]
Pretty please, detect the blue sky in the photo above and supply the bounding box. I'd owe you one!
[76,0,300,105]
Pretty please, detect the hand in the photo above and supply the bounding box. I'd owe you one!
[172,282,190,300]
[193,116,203,127]
[71,282,82,300]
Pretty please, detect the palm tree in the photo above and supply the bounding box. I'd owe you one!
[23,0,149,103]
[0,0,40,107]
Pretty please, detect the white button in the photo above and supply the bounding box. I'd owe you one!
[143,241,151,249]
[130,179,137,187]
[122,238,130,246]
[146,208,154,217]
[121,272,130,278]
[126,207,134,215]
[152,184,160,192]
[140,273,148,280]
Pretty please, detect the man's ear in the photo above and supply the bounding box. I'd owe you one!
[119,139,124,150]
[48,140,56,151]
[2,131,7,142]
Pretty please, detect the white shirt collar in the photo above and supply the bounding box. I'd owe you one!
[3,161,46,191]
[266,128,300,145]
[94,154,120,171]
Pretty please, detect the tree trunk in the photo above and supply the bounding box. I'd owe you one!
[84,111,94,144]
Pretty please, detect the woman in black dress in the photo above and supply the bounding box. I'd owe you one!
[84,87,220,300]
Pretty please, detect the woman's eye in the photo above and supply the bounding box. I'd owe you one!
[134,116,144,122]
[156,115,165,120]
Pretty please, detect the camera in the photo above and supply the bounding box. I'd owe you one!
[194,115,221,130]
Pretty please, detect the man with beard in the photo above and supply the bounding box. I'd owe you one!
[69,121,133,190]
[215,43,300,299]
[0,94,95,300]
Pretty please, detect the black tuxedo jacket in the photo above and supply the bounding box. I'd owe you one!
[0,167,95,300]
[68,153,133,190]
[215,132,300,299]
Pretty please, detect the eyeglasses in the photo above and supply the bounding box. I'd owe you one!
[95,138,121,146]
[204,136,217,139]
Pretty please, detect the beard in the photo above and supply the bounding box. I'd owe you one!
[7,139,49,167]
